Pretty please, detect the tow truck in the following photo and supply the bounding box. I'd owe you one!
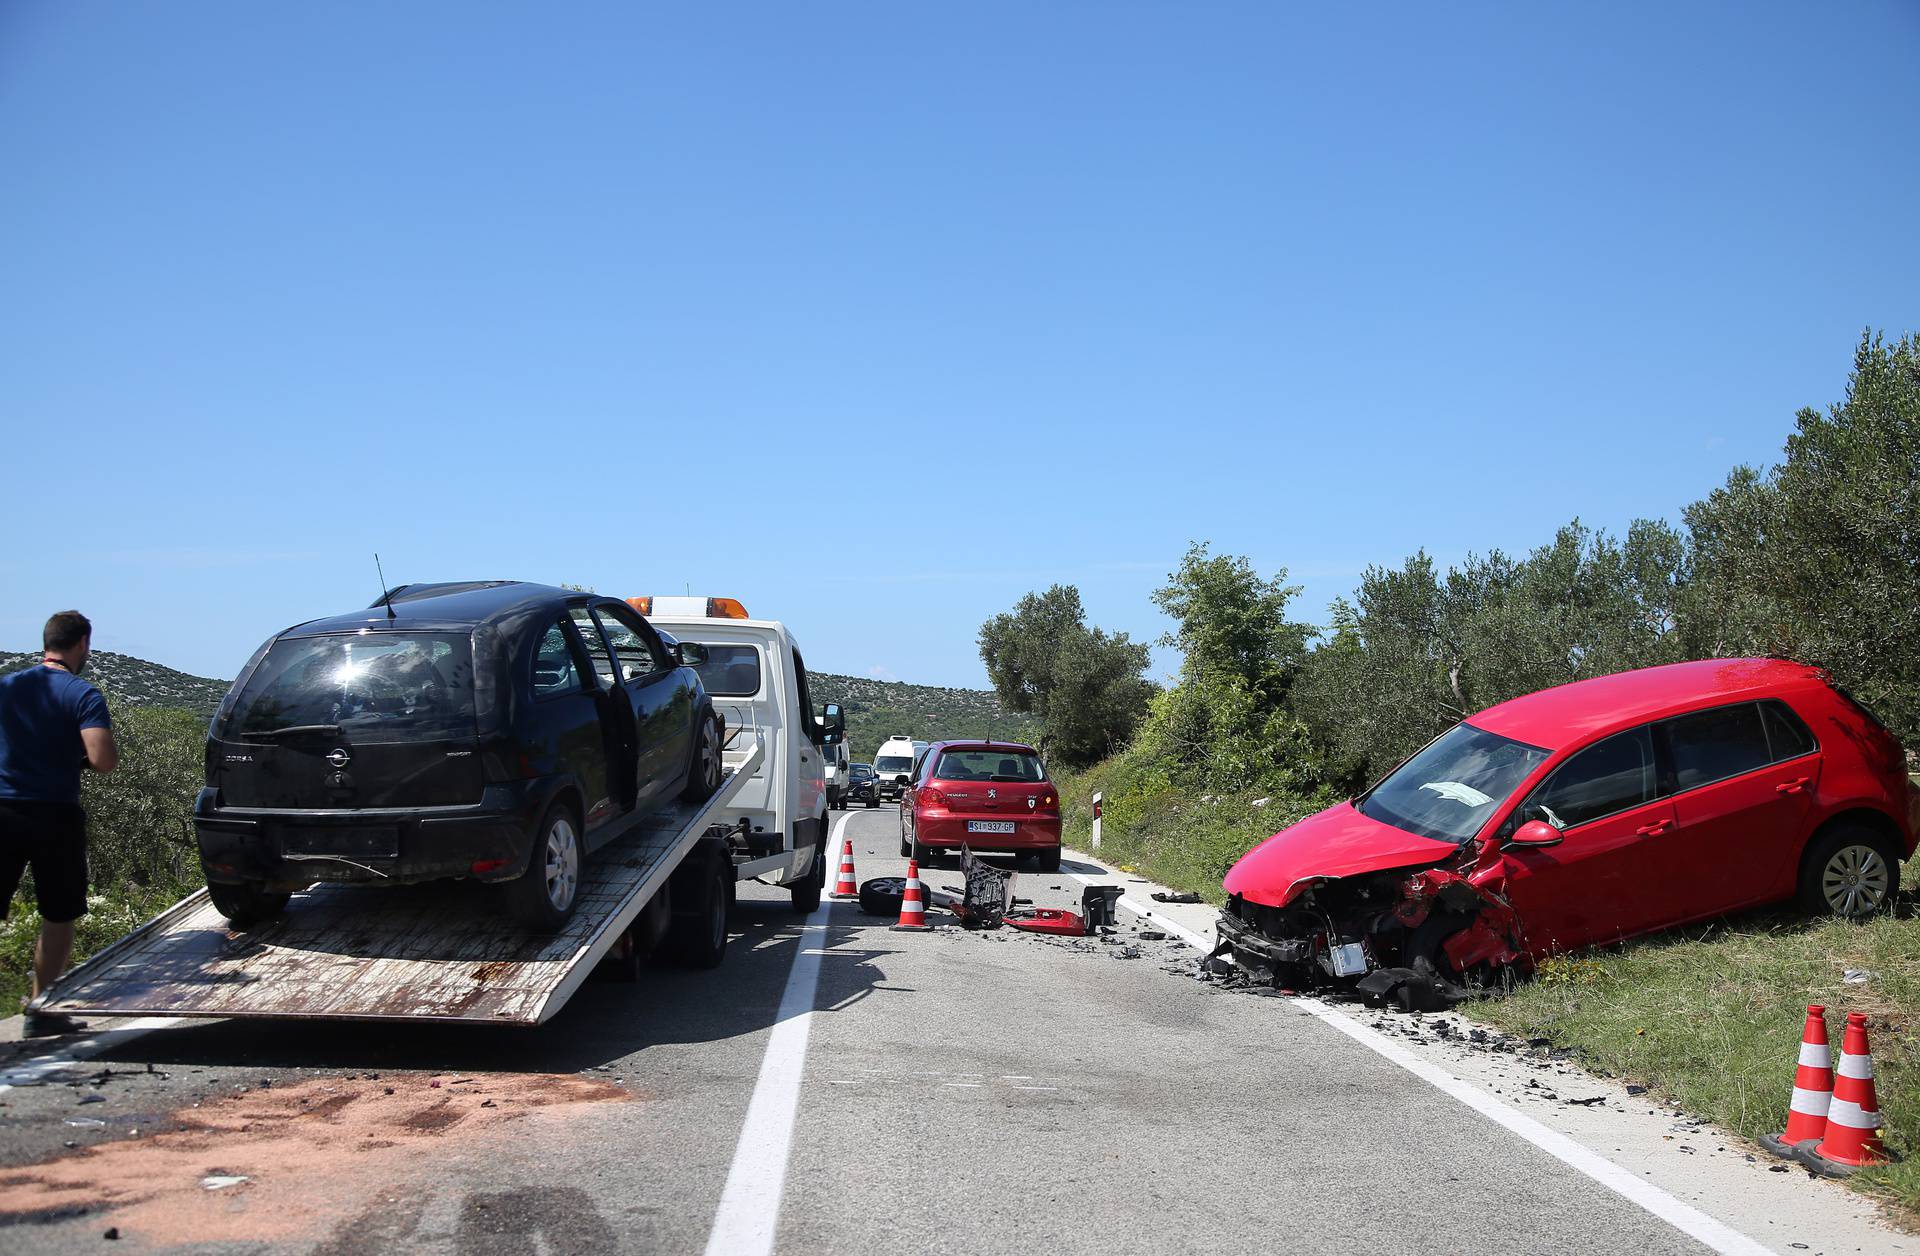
[32,601,840,1028]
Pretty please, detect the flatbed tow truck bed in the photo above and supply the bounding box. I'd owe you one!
[35,738,764,1028]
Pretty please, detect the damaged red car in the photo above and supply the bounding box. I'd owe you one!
[1218,659,1920,1007]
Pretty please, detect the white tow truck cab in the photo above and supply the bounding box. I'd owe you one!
[635,595,843,909]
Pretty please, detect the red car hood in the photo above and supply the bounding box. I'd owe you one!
[1223,801,1460,908]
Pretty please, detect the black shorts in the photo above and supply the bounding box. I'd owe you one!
[0,799,89,924]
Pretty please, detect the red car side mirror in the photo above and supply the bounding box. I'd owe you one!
[1508,819,1564,849]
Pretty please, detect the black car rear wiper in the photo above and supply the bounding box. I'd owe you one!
[237,724,343,740]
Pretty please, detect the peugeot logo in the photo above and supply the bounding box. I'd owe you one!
[326,748,352,768]
[988,788,997,800]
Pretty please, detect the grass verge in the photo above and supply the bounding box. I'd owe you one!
[1477,900,1919,1220]
[1055,763,1919,1218]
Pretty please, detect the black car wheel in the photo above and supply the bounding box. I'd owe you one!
[680,713,723,803]
[208,881,291,929]
[506,804,582,931]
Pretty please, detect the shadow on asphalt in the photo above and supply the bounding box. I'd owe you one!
[78,896,910,1078]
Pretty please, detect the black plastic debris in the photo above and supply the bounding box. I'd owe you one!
[1082,885,1123,927]
[1150,891,1204,904]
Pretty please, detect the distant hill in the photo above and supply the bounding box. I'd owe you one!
[809,673,1037,761]
[0,650,1032,758]
[1,650,229,718]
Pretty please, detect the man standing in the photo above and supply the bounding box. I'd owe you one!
[1,610,118,1036]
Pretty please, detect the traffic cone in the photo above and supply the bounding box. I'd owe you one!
[1761,1005,1832,1157]
[1801,1012,1889,1175]
[830,837,860,900]
[891,859,931,931]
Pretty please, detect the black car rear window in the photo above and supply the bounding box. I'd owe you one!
[688,644,762,697]
[227,632,475,740]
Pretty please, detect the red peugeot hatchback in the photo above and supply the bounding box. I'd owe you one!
[1217,659,1919,997]
[901,741,1062,871]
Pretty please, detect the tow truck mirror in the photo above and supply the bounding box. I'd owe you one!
[1507,819,1564,849]
[677,641,709,667]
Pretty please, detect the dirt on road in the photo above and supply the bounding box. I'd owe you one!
[0,1071,632,1247]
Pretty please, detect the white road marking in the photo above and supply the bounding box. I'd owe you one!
[1067,863,1774,1256]
[943,1082,982,1088]
[1013,1086,1058,1092]
[702,812,850,1256]
[0,1016,181,1092]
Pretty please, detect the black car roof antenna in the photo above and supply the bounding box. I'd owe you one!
[373,553,397,620]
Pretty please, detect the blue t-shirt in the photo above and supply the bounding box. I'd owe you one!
[0,665,113,804]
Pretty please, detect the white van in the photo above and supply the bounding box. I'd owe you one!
[874,734,918,801]
[639,596,842,908]
[823,738,851,809]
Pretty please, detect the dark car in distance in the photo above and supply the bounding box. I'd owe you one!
[845,762,880,808]
[195,581,725,930]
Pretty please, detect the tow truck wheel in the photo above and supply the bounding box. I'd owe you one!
[208,881,291,929]
[670,848,733,969]
[506,805,581,931]
[790,819,827,913]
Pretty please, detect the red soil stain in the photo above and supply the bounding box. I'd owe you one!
[0,1073,630,1247]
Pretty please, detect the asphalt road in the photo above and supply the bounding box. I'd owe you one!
[0,806,1848,1253]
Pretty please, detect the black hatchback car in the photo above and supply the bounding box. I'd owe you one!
[195,581,724,929]
[845,763,880,808]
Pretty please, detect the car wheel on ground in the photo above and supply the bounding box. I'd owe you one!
[680,712,723,803]
[207,881,291,928]
[1797,824,1900,919]
[506,803,582,930]
[1035,845,1062,873]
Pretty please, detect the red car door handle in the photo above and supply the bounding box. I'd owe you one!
[1635,819,1673,836]
[1776,777,1811,795]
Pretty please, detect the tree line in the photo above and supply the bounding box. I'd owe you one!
[980,331,1920,800]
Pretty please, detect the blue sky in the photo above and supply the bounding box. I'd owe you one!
[3,3,1915,688]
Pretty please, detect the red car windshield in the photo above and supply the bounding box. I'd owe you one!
[1357,722,1549,844]
[934,750,1045,782]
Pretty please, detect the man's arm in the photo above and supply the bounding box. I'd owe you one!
[81,725,118,774]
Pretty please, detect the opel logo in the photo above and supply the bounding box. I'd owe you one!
[326,748,352,768]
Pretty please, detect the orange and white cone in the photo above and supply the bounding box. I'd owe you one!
[891,859,931,931]
[1761,1004,1832,1157]
[830,836,860,900]
[1802,1012,1889,1174]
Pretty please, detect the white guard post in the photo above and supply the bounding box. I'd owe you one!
[1091,792,1103,850]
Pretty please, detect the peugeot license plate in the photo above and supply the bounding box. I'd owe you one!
[966,821,1016,834]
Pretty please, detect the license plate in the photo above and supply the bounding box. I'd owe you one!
[966,821,1016,834]
[281,826,400,859]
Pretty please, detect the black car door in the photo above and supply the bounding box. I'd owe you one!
[567,605,639,819]
[530,617,618,831]
[591,602,694,804]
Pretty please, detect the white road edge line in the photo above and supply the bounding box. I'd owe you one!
[1065,864,1775,1256]
[0,1016,180,1092]
[703,811,849,1256]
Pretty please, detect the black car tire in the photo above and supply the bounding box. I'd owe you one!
[506,803,583,931]
[208,881,290,929]
[1797,824,1900,920]
[680,712,724,804]
[858,876,910,917]
[866,799,878,809]
[790,820,827,913]
[669,847,733,969]
[1035,846,1062,873]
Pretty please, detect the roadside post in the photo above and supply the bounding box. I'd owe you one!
[1092,793,1103,850]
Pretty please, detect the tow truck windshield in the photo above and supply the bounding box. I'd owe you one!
[1357,722,1549,845]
